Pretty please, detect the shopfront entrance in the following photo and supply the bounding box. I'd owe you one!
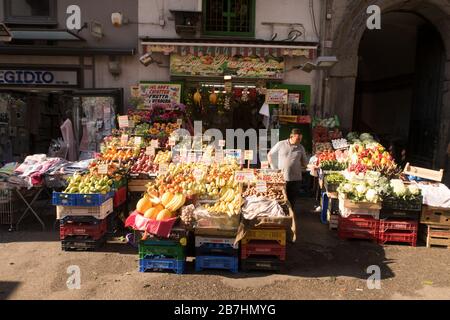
[0,87,123,163]
[353,11,445,169]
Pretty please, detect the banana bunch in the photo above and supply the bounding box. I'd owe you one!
[204,196,243,216]
[165,193,186,212]
[219,187,238,202]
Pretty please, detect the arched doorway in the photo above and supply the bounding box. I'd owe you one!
[353,12,445,168]
[328,0,450,182]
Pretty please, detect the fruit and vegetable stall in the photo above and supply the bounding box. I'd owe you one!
[1,110,450,276]
[309,129,450,249]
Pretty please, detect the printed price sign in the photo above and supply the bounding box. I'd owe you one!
[98,164,108,175]
[118,115,129,128]
[151,139,159,148]
[158,163,169,175]
[193,168,204,181]
[219,140,226,147]
[168,137,176,147]
[120,134,129,145]
[145,146,155,156]
[187,152,197,163]
[234,170,256,183]
[244,150,254,161]
[255,181,268,193]
[215,150,224,163]
[134,136,142,146]
[260,161,269,169]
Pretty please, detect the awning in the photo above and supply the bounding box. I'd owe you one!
[11,29,84,41]
[141,38,318,59]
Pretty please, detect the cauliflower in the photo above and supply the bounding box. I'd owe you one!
[393,184,407,197]
[408,184,421,196]
[365,189,378,203]
[343,183,354,193]
[355,184,367,195]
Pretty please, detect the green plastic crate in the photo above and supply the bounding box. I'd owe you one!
[138,242,186,260]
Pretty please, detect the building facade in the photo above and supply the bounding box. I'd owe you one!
[0,0,138,160]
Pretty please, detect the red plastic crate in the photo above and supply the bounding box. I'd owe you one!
[378,231,417,247]
[113,187,127,208]
[338,215,379,230]
[60,218,107,240]
[338,229,378,241]
[241,240,286,261]
[379,219,418,233]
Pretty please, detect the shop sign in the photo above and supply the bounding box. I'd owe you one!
[0,69,78,86]
[170,54,284,79]
[139,82,182,109]
[266,89,288,104]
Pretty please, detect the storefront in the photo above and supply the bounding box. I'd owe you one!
[0,47,134,163]
[139,38,317,155]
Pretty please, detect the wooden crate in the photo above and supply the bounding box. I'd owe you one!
[420,206,450,226]
[403,163,443,182]
[423,225,450,249]
[128,179,152,192]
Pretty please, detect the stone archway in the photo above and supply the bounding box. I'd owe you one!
[328,0,450,173]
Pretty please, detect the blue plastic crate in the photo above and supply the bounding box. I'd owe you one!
[195,243,238,257]
[139,258,185,274]
[195,255,238,273]
[52,191,114,207]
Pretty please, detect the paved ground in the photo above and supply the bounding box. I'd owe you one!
[1,198,450,300]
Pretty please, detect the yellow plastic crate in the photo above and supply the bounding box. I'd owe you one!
[241,229,286,246]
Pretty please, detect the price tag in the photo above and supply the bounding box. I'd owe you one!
[193,168,203,181]
[177,118,183,126]
[134,136,142,146]
[234,170,256,183]
[260,161,269,169]
[255,181,268,193]
[145,146,155,156]
[187,152,197,163]
[244,150,254,161]
[120,134,129,146]
[158,163,169,175]
[214,150,224,163]
[118,115,129,128]
[168,137,176,147]
[151,139,159,148]
[98,164,108,175]
[219,140,226,147]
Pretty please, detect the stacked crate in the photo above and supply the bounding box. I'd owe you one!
[378,199,421,246]
[240,228,286,272]
[338,197,381,242]
[420,206,450,249]
[195,236,239,273]
[53,192,114,251]
[138,227,188,274]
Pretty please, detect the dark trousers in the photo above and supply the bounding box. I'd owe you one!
[286,180,302,210]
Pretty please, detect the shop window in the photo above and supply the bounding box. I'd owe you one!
[4,0,57,25]
[203,0,255,37]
